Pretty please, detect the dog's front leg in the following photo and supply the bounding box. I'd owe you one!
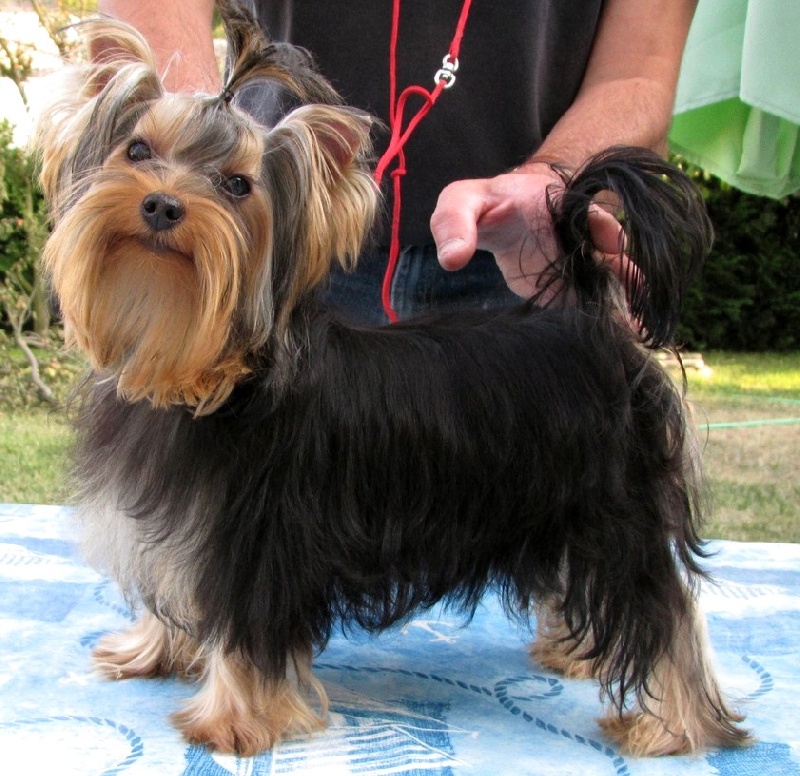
[172,645,328,756]
[93,609,204,679]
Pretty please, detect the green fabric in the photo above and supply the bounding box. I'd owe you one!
[669,0,800,198]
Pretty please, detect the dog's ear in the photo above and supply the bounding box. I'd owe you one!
[301,107,377,275]
[217,0,343,109]
[35,20,162,216]
[262,104,378,318]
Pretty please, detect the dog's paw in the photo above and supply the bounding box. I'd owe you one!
[172,705,281,756]
[93,629,169,680]
[172,687,326,756]
[598,711,693,756]
[92,615,204,680]
[599,702,752,756]
[529,637,597,680]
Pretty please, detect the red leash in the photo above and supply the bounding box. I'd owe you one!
[374,0,473,322]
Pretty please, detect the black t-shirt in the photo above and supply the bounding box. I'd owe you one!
[248,0,603,244]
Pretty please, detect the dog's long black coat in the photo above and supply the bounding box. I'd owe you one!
[76,304,701,707]
[74,148,710,712]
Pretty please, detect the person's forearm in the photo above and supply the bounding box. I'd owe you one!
[98,0,220,93]
[527,78,676,170]
[525,0,697,171]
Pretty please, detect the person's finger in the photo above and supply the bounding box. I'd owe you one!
[586,205,645,307]
[430,180,488,270]
[587,204,625,254]
[587,204,629,280]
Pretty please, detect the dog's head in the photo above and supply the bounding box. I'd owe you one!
[37,3,377,414]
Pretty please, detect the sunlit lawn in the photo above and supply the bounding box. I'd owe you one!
[683,352,800,542]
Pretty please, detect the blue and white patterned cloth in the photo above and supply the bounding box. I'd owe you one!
[1,503,798,775]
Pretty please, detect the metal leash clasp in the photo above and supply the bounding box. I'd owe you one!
[434,54,459,89]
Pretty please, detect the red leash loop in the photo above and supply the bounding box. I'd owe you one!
[374,0,473,323]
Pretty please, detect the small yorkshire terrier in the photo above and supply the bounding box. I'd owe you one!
[37,0,750,759]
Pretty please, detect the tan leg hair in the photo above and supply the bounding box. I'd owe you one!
[529,598,599,680]
[598,596,751,756]
[172,645,328,756]
[93,610,204,680]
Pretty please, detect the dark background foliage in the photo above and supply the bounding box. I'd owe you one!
[0,121,43,277]
[677,168,800,351]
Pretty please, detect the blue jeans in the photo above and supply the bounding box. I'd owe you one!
[323,246,519,325]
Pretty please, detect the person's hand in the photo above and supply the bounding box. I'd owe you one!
[430,165,628,304]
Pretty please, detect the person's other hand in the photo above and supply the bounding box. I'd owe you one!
[430,166,629,304]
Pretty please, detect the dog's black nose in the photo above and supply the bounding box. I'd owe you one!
[140,192,185,232]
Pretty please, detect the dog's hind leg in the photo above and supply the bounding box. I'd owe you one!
[171,645,328,756]
[93,609,204,679]
[598,591,751,756]
[530,598,599,680]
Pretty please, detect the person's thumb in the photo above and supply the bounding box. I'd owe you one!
[430,180,487,270]
[587,204,625,255]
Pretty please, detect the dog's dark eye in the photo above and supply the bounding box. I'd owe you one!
[223,175,252,198]
[127,141,152,162]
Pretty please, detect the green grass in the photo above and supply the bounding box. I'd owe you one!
[682,351,800,543]
[1,340,799,542]
[0,409,71,503]
[686,351,800,400]
[0,333,81,504]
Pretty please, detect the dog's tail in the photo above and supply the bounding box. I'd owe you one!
[545,148,712,350]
